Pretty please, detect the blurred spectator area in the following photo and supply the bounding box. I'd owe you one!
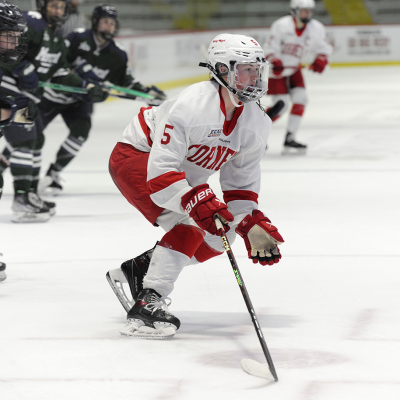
[16,0,400,32]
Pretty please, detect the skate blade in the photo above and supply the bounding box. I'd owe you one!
[39,187,62,197]
[281,147,307,156]
[11,211,50,223]
[119,320,177,340]
[106,269,134,312]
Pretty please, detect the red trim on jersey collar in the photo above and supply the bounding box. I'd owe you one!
[218,86,244,136]
[293,17,306,37]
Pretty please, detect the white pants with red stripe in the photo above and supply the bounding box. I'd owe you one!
[143,210,239,298]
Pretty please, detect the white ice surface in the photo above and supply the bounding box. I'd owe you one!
[1,66,400,400]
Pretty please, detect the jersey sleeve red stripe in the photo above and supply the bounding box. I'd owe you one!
[138,106,153,147]
[223,189,258,204]
[147,171,186,194]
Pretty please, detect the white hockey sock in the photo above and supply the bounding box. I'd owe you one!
[143,245,190,298]
[287,114,302,140]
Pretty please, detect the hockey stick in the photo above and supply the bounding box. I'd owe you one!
[265,100,285,120]
[39,82,155,101]
[39,81,88,94]
[284,64,307,69]
[214,216,278,381]
[102,82,155,100]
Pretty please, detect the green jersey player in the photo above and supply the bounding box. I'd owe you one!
[0,0,107,223]
[39,4,166,195]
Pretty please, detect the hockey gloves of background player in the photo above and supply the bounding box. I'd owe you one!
[85,83,109,103]
[310,54,328,73]
[236,210,284,266]
[181,183,234,235]
[128,82,167,106]
[144,85,166,106]
[270,57,284,76]
[265,55,284,76]
[12,60,39,93]
[0,95,38,126]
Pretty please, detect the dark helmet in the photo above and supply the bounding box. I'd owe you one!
[91,4,119,41]
[0,2,28,65]
[36,0,69,28]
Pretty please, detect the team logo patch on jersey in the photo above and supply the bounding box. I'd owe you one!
[79,42,91,52]
[35,47,62,64]
[92,66,110,80]
[208,129,222,138]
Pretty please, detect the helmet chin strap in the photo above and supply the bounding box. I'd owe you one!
[199,62,243,107]
[227,91,243,108]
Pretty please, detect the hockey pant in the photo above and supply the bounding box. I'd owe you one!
[39,99,93,171]
[0,118,42,192]
[267,70,308,140]
[109,142,238,298]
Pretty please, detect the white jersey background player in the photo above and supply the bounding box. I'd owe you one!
[106,34,284,339]
[263,0,332,153]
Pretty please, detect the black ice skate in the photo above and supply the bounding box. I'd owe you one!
[0,253,6,282]
[11,191,50,223]
[282,132,307,155]
[38,164,63,196]
[106,243,157,312]
[120,289,180,339]
[28,191,56,216]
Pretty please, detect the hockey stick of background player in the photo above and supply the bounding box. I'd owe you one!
[39,81,88,94]
[284,64,307,70]
[38,82,156,101]
[102,82,156,100]
[265,100,285,120]
[214,215,278,381]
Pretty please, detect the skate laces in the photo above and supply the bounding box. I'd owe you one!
[145,294,172,314]
[28,192,44,208]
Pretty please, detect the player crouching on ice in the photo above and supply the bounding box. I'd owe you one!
[107,34,284,339]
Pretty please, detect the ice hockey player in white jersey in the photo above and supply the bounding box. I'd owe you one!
[263,0,332,154]
[106,34,284,339]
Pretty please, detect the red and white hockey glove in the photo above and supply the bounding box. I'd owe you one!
[310,54,328,73]
[235,210,284,266]
[181,184,234,235]
[270,57,284,76]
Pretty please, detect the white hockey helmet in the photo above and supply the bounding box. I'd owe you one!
[200,33,269,105]
[290,0,315,24]
[290,0,315,9]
